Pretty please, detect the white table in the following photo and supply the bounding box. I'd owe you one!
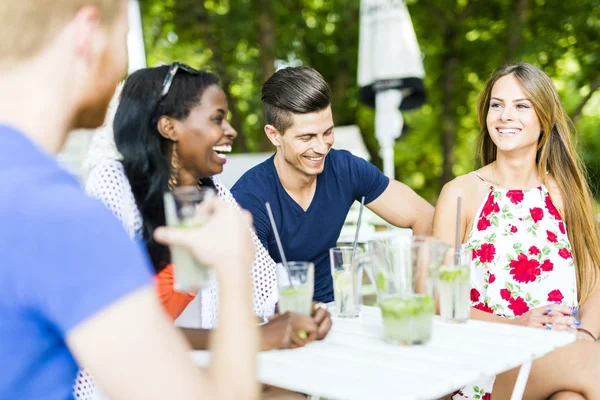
[191,306,574,400]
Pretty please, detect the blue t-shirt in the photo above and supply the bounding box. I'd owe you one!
[0,126,152,399]
[232,149,389,302]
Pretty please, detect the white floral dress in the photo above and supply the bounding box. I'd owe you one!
[453,172,578,400]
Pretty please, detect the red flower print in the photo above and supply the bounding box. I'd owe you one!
[474,302,494,314]
[558,248,573,259]
[500,288,512,300]
[506,190,524,204]
[510,225,518,233]
[541,259,554,272]
[559,221,566,234]
[488,273,496,284]
[481,193,500,216]
[546,230,558,243]
[545,195,562,220]
[528,246,540,256]
[470,288,481,303]
[547,289,564,303]
[530,207,544,223]
[477,216,491,231]
[508,296,530,316]
[482,393,491,400]
[509,253,541,283]
[477,243,496,263]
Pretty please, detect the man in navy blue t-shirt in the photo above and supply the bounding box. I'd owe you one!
[232,67,434,302]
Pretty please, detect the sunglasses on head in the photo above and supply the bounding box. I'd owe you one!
[160,62,200,98]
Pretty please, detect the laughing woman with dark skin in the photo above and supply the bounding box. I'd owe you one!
[85,65,332,347]
[78,65,332,400]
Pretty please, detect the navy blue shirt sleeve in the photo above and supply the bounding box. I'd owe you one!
[346,152,390,204]
[231,188,271,252]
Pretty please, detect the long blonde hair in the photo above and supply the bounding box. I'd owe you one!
[477,62,600,304]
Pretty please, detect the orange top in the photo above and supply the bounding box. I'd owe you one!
[154,264,196,320]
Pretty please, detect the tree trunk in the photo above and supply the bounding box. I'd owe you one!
[505,0,530,61]
[187,3,248,152]
[257,0,276,151]
[331,11,356,126]
[570,76,600,124]
[440,59,458,186]
[440,35,458,187]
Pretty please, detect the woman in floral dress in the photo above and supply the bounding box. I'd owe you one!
[434,63,600,399]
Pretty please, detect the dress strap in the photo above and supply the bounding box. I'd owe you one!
[470,171,493,189]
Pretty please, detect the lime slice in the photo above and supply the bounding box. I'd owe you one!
[379,295,434,319]
[176,220,204,229]
[280,286,304,296]
[376,271,387,291]
[439,266,469,283]
[333,270,352,290]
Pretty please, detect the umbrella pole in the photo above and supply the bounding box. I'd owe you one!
[382,146,395,180]
[375,89,404,179]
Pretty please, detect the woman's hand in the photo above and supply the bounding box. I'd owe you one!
[509,304,578,333]
[312,302,332,340]
[154,198,255,273]
[260,312,318,351]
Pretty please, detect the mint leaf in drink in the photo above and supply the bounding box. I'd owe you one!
[377,271,386,291]
[439,266,469,283]
[379,295,434,319]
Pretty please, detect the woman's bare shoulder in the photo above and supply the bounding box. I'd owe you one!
[438,171,491,219]
[440,171,489,199]
[435,172,491,242]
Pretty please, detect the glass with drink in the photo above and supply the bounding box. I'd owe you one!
[276,261,314,317]
[368,236,447,345]
[163,186,215,292]
[329,247,364,318]
[438,247,472,323]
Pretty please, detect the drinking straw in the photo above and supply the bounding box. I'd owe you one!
[455,196,462,264]
[265,202,293,287]
[351,196,366,263]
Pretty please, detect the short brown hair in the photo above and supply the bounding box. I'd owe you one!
[261,67,331,134]
[0,0,121,66]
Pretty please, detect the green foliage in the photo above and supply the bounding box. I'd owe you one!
[141,0,600,203]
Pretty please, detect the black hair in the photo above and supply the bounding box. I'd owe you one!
[261,66,331,133]
[113,65,219,273]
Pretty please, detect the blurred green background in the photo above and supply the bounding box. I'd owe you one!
[139,0,600,203]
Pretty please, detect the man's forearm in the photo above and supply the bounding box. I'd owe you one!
[411,207,434,236]
[367,180,434,235]
[208,267,259,399]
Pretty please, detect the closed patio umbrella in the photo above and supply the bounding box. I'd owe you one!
[358,0,426,179]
